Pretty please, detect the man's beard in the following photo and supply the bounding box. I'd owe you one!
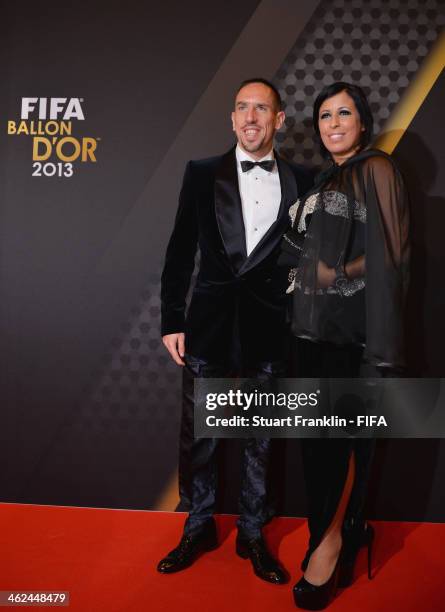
[241,135,265,153]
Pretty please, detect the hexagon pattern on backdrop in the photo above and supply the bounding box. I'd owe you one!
[79,272,180,454]
[79,0,445,479]
[275,0,445,166]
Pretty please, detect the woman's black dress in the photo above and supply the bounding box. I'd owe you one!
[281,149,410,562]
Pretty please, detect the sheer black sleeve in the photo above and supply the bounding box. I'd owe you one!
[360,155,410,368]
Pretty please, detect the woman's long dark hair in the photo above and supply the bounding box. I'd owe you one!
[313,82,374,159]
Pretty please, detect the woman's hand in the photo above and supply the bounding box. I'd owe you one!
[316,255,365,289]
[317,260,336,288]
[345,255,365,279]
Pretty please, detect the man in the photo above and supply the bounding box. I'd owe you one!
[158,78,312,583]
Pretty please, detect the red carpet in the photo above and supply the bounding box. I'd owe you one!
[1,503,444,611]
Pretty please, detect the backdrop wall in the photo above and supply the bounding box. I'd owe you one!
[1,0,444,522]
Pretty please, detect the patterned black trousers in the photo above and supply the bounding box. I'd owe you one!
[179,355,285,539]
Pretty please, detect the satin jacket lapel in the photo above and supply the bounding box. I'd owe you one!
[214,147,247,272]
[239,154,299,274]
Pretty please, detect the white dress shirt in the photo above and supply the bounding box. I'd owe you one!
[236,145,282,256]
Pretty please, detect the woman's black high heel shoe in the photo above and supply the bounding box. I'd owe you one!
[293,555,341,610]
[338,522,374,588]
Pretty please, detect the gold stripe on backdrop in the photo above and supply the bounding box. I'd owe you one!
[376,29,445,154]
[154,471,180,511]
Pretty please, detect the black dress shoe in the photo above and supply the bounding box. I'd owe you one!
[293,557,341,610]
[236,535,288,584]
[157,521,218,573]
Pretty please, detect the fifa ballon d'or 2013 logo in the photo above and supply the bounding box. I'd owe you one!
[7,97,99,178]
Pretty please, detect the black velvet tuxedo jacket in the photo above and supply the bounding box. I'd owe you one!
[161,147,313,366]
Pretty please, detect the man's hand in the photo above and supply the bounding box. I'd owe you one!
[162,332,186,366]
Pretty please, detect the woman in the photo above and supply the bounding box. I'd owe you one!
[281,82,410,609]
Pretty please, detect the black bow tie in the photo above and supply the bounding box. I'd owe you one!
[240,159,275,173]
